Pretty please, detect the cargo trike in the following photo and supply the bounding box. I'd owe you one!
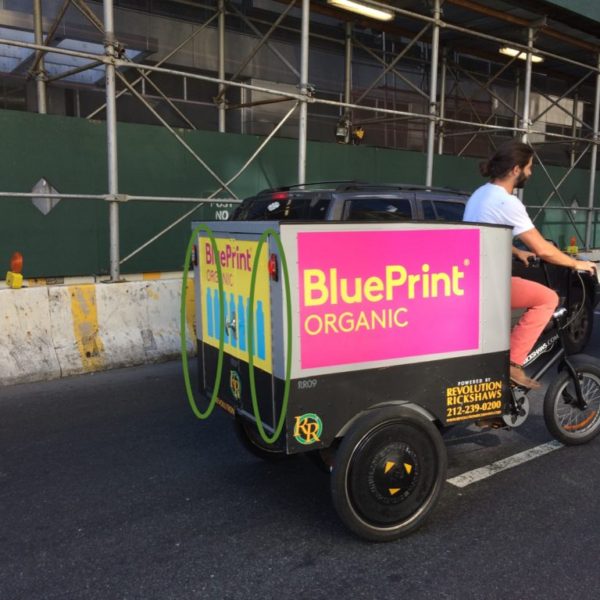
[187,220,600,541]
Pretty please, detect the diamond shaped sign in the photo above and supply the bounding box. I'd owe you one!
[32,178,60,215]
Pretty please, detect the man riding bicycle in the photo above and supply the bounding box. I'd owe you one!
[463,141,596,389]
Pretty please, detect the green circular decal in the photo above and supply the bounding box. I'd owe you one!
[180,224,225,420]
[293,413,323,445]
[247,227,293,445]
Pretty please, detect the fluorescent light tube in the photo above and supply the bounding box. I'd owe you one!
[499,46,544,63]
[327,0,395,21]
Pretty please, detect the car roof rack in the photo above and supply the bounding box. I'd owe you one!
[257,180,365,194]
[334,182,468,194]
[255,181,469,196]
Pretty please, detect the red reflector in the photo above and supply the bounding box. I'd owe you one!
[268,253,278,281]
[271,191,289,201]
[10,252,23,274]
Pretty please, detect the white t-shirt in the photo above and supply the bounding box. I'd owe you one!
[463,182,535,237]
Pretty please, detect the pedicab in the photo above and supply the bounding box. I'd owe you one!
[189,220,600,541]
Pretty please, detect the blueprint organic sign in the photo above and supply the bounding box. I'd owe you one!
[297,229,480,369]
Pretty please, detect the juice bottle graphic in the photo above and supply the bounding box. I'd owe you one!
[237,294,246,351]
[206,288,213,338]
[229,293,237,348]
[213,289,220,339]
[223,291,230,344]
[256,300,266,360]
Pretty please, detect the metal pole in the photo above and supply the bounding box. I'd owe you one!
[31,0,70,74]
[570,93,578,168]
[425,0,441,187]
[104,0,120,281]
[438,49,447,155]
[513,71,520,133]
[298,0,310,184]
[218,0,226,132]
[344,22,352,107]
[33,0,47,114]
[521,27,534,144]
[585,55,600,250]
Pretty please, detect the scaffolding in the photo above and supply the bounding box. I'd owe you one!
[0,0,599,279]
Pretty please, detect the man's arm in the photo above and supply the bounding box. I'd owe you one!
[518,228,596,273]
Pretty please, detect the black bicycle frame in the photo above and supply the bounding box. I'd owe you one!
[521,262,587,409]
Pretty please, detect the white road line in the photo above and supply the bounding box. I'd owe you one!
[446,440,564,488]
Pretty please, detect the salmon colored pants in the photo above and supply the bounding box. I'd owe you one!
[510,276,559,366]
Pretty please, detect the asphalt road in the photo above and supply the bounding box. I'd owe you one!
[1,323,600,600]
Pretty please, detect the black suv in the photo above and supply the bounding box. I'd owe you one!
[231,181,599,354]
[232,181,467,223]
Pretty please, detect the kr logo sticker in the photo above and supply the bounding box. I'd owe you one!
[229,370,242,401]
[293,413,323,445]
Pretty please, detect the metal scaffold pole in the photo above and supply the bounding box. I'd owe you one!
[438,48,447,155]
[344,22,352,107]
[218,0,226,132]
[570,93,578,168]
[425,0,441,187]
[32,0,47,114]
[585,54,600,250]
[104,0,121,281]
[521,27,534,144]
[298,0,310,184]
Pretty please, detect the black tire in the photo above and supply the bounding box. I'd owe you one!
[544,364,600,445]
[563,295,594,354]
[233,417,288,461]
[330,406,446,542]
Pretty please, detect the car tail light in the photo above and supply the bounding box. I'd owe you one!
[268,253,278,281]
[271,191,289,201]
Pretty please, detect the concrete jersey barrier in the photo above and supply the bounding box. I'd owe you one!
[0,278,196,386]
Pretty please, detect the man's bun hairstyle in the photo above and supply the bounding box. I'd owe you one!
[480,140,534,179]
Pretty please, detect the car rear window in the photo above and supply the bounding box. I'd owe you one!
[231,196,330,220]
[345,197,413,221]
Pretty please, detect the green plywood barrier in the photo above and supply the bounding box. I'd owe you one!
[0,108,597,277]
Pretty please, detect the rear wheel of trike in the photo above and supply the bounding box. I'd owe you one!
[544,364,600,445]
[233,416,288,461]
[330,406,446,542]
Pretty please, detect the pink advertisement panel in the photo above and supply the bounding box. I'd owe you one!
[298,229,480,369]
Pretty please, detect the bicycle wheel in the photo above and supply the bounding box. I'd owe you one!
[330,406,446,542]
[544,364,600,445]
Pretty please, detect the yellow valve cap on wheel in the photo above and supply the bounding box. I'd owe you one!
[6,271,23,289]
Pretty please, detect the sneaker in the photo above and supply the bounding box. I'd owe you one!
[510,363,541,390]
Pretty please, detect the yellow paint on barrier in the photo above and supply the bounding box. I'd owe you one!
[147,287,160,301]
[143,272,162,280]
[69,285,105,371]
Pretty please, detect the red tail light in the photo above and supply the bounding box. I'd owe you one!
[268,253,278,281]
[271,191,289,201]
